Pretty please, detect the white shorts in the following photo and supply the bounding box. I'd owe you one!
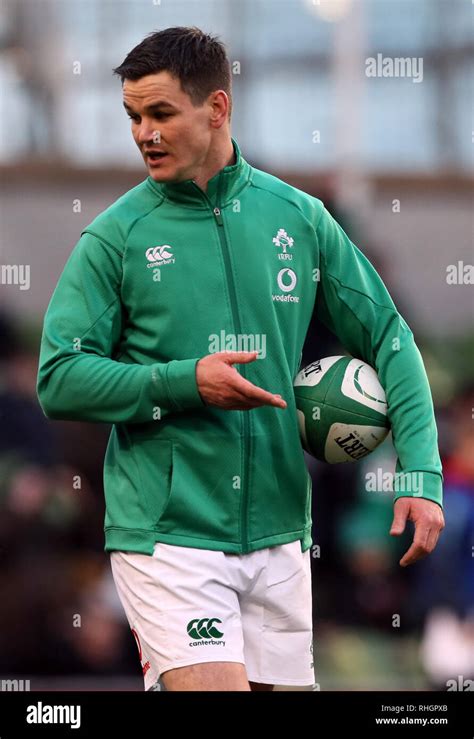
[110,539,315,689]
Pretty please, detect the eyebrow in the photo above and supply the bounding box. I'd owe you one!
[123,101,177,114]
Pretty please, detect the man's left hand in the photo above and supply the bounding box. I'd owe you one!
[390,496,445,567]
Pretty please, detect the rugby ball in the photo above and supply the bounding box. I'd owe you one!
[294,356,390,463]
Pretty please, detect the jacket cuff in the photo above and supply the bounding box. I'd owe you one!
[393,470,443,508]
[163,358,206,410]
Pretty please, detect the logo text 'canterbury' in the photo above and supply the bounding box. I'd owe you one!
[187,618,224,640]
[186,617,226,647]
[145,245,175,267]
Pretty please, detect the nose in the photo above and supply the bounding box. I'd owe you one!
[136,119,160,147]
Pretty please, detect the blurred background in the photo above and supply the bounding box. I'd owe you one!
[0,0,473,691]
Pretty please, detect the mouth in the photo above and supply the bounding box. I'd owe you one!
[145,151,169,166]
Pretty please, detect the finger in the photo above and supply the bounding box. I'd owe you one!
[390,498,410,536]
[399,521,432,567]
[425,526,441,553]
[422,522,442,555]
[230,372,277,400]
[232,392,286,410]
[230,391,287,410]
[231,375,287,407]
[399,542,424,567]
[216,381,276,410]
[225,393,281,411]
[222,384,260,409]
[220,351,259,365]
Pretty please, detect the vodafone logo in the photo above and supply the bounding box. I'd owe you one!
[272,268,300,303]
[277,268,297,292]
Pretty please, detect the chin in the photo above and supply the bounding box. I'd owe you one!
[148,168,175,182]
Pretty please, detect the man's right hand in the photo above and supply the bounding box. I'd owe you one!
[196,351,287,410]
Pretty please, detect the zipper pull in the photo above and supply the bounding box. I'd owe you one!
[213,206,223,226]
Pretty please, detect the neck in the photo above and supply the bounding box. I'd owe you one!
[193,137,235,192]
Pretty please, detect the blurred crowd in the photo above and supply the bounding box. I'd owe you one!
[0,242,473,688]
[0,312,139,680]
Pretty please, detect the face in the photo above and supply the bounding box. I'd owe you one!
[122,71,215,183]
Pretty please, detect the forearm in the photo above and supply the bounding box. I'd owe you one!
[37,349,204,424]
[372,316,443,506]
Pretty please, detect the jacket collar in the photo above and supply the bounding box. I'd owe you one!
[147,138,251,208]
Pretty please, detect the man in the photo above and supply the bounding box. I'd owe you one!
[37,27,445,692]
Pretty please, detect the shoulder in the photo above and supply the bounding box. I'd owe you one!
[81,178,163,250]
[248,165,325,227]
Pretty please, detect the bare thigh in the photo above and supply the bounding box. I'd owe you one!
[161,662,273,691]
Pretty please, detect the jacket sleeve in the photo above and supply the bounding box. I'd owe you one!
[314,206,443,508]
[37,231,205,423]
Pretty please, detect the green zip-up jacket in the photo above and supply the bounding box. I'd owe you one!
[37,139,443,555]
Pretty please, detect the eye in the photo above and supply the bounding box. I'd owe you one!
[127,114,140,122]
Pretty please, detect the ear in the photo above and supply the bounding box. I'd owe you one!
[209,90,230,128]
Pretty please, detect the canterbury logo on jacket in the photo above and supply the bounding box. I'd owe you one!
[37,139,443,555]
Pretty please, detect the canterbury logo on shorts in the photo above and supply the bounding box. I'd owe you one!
[186,618,225,646]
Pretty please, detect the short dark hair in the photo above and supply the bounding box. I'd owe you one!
[113,26,232,118]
